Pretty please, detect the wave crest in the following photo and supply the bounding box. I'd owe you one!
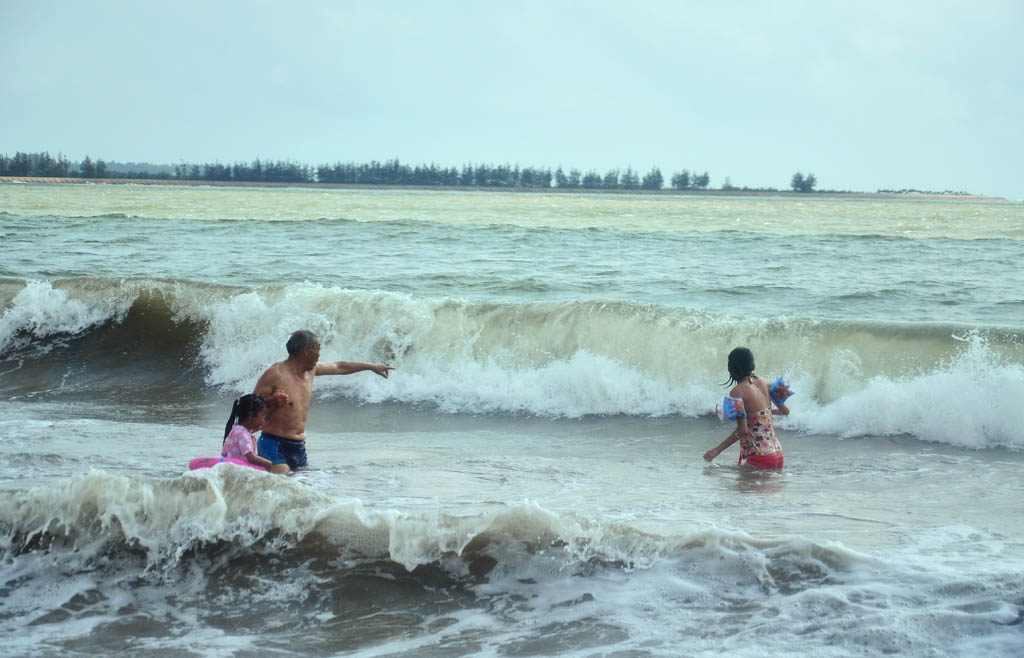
[2,278,1023,448]
[0,469,867,590]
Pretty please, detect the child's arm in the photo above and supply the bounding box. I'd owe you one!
[704,418,750,462]
[244,451,275,469]
[264,388,289,409]
[767,376,793,415]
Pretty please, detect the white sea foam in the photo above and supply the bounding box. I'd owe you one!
[0,280,128,352]
[792,333,1024,449]
[4,469,1020,658]
[196,284,1024,449]
[3,279,1022,449]
[0,468,856,574]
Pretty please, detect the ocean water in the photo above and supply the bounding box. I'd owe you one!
[1,183,1022,657]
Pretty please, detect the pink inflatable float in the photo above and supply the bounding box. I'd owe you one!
[188,456,268,472]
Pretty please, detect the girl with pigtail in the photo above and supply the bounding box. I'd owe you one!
[222,394,290,473]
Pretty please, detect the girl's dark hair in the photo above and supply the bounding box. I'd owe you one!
[724,347,756,386]
[224,394,267,439]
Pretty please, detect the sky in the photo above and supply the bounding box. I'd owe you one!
[2,0,1022,198]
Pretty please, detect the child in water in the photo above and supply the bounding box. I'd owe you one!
[223,394,290,473]
[704,347,789,469]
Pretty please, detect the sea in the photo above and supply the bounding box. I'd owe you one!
[1,183,1022,657]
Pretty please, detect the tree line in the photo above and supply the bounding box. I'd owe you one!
[0,151,721,190]
[0,152,76,177]
[0,151,825,193]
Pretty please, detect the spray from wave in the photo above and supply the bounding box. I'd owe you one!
[792,333,1024,449]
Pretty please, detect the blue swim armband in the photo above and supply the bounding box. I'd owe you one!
[769,376,794,406]
[715,396,747,421]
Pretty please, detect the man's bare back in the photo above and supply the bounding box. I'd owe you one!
[252,331,394,442]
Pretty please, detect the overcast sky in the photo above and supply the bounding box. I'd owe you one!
[2,1,1021,198]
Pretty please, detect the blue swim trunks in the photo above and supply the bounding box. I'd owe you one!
[258,432,309,470]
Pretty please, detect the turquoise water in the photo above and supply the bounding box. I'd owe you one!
[1,184,1022,657]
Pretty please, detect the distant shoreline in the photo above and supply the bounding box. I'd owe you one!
[0,176,999,200]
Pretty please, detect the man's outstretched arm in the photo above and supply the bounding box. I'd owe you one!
[315,361,394,378]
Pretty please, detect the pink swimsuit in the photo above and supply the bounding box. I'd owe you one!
[222,424,258,461]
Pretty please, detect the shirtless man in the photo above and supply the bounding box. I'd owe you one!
[253,329,393,470]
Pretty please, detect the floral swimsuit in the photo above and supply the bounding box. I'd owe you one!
[737,375,784,469]
[739,409,783,463]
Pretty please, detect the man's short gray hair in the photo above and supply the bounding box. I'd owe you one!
[286,330,318,356]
